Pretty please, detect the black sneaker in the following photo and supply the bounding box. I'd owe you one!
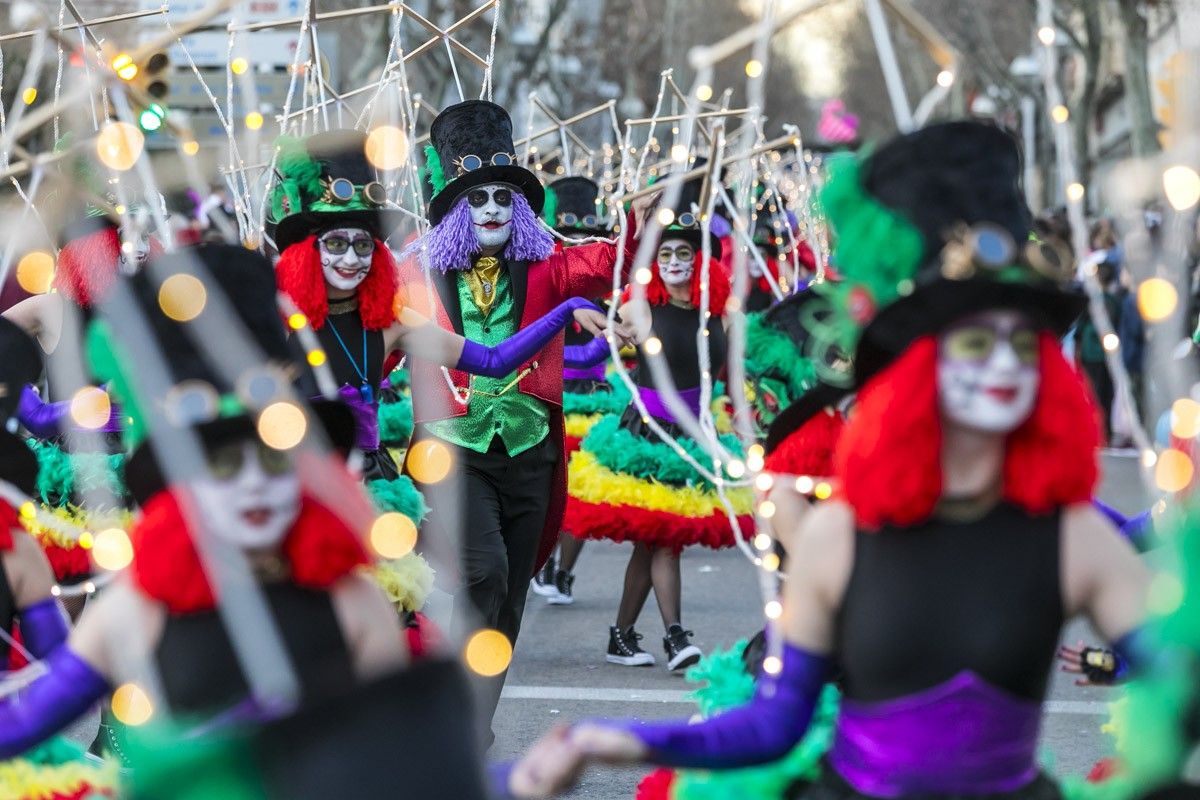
[530,554,558,598]
[606,625,655,666]
[546,570,575,605]
[664,625,702,671]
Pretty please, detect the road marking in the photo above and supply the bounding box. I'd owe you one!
[502,686,1111,715]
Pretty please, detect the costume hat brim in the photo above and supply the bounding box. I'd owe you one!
[272,208,405,253]
[427,165,544,227]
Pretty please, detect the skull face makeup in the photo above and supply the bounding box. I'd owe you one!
[657,237,695,287]
[467,184,514,250]
[937,309,1040,434]
[117,226,151,276]
[318,227,376,292]
[190,439,301,550]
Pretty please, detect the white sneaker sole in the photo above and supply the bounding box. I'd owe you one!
[667,645,702,671]
[606,653,655,666]
[530,580,558,597]
[546,593,574,605]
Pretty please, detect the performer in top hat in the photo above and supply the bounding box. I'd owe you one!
[512,121,1153,799]
[269,129,602,515]
[397,100,643,741]
[530,175,619,605]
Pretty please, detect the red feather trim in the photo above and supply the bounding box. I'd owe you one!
[53,227,120,308]
[131,490,369,613]
[764,408,845,478]
[564,498,750,550]
[276,236,399,331]
[0,502,16,551]
[404,611,442,660]
[41,543,91,583]
[635,768,676,800]
[646,256,731,316]
[564,435,583,455]
[838,333,1100,530]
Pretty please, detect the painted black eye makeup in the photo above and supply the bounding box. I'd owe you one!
[467,188,513,208]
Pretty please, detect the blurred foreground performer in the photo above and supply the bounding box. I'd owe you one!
[0,246,490,798]
[511,122,1152,799]
[398,100,645,742]
[270,130,598,519]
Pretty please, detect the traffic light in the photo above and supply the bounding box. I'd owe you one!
[110,49,171,134]
[138,103,165,132]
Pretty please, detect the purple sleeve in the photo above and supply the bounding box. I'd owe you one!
[615,641,830,769]
[19,598,69,660]
[17,385,67,439]
[457,297,597,378]
[0,646,110,758]
[563,337,611,369]
[486,761,516,799]
[1092,499,1155,552]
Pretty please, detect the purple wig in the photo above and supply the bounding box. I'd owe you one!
[405,190,555,273]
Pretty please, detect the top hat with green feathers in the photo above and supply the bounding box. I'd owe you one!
[268,130,401,253]
[653,160,724,259]
[543,176,610,236]
[424,100,544,226]
[821,120,1084,384]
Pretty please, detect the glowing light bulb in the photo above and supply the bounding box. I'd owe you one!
[696,85,713,101]
[1137,277,1178,321]
[670,144,688,163]
[287,312,308,330]
[764,600,783,620]
[96,121,144,171]
[158,273,207,322]
[762,655,782,675]
[1163,165,1200,210]
[936,70,954,88]
[758,500,777,519]
[406,439,453,484]
[1155,448,1194,492]
[753,533,772,550]
[306,349,327,367]
[1102,333,1119,352]
[1171,398,1200,439]
[1051,105,1070,124]
[464,629,512,677]
[1037,26,1056,46]
[369,512,418,559]
[16,251,54,294]
[1066,182,1085,202]
[231,57,249,74]
[182,140,200,156]
[92,528,133,571]
[257,402,307,450]
[656,208,675,226]
[755,473,774,492]
[244,111,264,130]
[112,684,153,725]
[644,337,663,355]
[366,125,409,170]
[795,475,814,494]
[745,59,764,78]
[726,460,745,479]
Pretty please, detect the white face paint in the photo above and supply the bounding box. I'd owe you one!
[191,440,301,550]
[117,227,151,276]
[937,309,1040,435]
[466,184,515,250]
[318,227,375,292]
[657,237,695,287]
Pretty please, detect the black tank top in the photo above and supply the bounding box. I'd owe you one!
[318,308,385,393]
[835,502,1063,703]
[154,583,355,718]
[0,555,15,663]
[634,302,727,390]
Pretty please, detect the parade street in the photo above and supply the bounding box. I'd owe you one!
[494,453,1152,798]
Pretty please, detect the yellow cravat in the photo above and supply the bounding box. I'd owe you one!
[464,256,502,316]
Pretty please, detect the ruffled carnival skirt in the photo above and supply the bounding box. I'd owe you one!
[563,401,754,551]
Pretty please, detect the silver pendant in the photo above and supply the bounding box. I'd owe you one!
[482,281,493,294]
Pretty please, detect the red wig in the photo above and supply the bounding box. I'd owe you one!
[275,235,400,331]
[54,227,164,308]
[764,408,845,478]
[646,254,731,317]
[838,333,1100,530]
[130,489,369,614]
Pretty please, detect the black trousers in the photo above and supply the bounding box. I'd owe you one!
[414,431,557,738]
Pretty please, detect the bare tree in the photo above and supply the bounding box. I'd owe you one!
[1113,0,1163,157]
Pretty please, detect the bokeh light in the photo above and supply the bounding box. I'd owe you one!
[306,349,326,367]
[369,512,417,559]
[762,655,782,675]
[813,481,833,500]
[244,111,264,130]
[754,473,773,492]
[1101,333,1120,352]
[655,208,675,226]
[670,144,688,163]
[1163,165,1200,211]
[111,53,137,80]
[745,59,764,78]
[230,57,249,75]
[182,140,200,156]
[406,439,452,484]
[758,500,777,519]
[464,629,513,677]
[1170,398,1200,439]
[287,312,308,330]
[365,125,409,170]
[1147,571,1184,615]
[795,475,814,494]
[764,600,783,620]
[21,87,36,105]
[78,531,94,549]
[16,251,54,294]
[1037,26,1056,45]
[92,528,133,571]
[158,273,207,322]
[96,121,144,171]
[111,683,153,725]
[643,337,662,356]
[1066,182,1085,202]
[1137,277,1178,321]
[936,70,954,88]
[70,387,111,429]
[1050,105,1070,124]
[753,532,771,550]
[1154,448,1194,492]
[762,552,781,571]
[695,84,713,102]
[725,459,745,479]
[257,402,307,450]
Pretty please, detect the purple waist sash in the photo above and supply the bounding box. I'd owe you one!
[637,386,702,425]
[830,671,1042,797]
[335,385,380,451]
[564,364,606,381]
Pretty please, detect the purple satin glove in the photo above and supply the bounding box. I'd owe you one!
[0,645,109,758]
[19,598,68,660]
[563,337,611,369]
[456,297,599,379]
[615,641,830,769]
[18,384,122,438]
[487,761,517,799]
[1092,498,1155,553]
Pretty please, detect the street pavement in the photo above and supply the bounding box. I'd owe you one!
[488,453,1153,798]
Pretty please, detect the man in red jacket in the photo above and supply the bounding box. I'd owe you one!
[398,100,643,743]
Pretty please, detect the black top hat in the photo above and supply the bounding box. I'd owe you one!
[0,318,44,496]
[97,245,356,504]
[546,176,609,235]
[268,130,403,253]
[826,121,1085,383]
[425,100,544,226]
[655,160,724,260]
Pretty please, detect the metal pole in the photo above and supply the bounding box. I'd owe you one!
[862,0,914,131]
[1021,94,1039,211]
